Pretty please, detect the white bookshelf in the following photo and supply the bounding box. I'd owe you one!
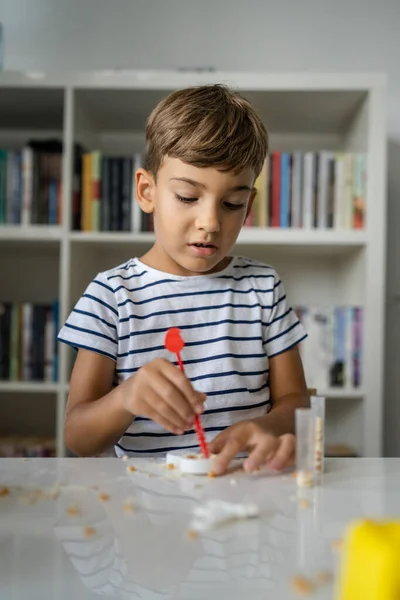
[0,70,387,458]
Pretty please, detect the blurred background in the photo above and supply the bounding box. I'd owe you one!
[0,0,398,458]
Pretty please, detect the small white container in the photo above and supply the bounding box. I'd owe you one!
[295,408,316,488]
[310,395,326,481]
[166,451,216,475]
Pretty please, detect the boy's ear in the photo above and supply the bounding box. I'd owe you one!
[135,168,155,213]
[244,188,257,221]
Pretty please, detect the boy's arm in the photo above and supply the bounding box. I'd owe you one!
[64,349,134,457]
[64,349,206,457]
[254,345,309,435]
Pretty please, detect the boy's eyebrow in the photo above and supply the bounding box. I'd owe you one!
[170,177,252,192]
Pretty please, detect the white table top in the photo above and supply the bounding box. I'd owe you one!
[0,457,399,600]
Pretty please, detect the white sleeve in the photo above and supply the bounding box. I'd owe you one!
[58,272,119,361]
[263,272,307,357]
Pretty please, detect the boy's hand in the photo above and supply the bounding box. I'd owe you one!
[122,358,206,434]
[209,419,295,476]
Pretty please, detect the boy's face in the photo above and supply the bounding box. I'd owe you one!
[136,158,256,277]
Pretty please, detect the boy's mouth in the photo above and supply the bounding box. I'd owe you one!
[189,242,218,257]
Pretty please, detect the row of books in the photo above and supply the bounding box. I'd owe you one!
[297,305,363,390]
[247,151,366,229]
[0,436,56,457]
[72,149,366,232]
[0,301,59,382]
[0,140,63,226]
[73,151,154,232]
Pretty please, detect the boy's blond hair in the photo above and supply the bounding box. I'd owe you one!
[144,84,268,179]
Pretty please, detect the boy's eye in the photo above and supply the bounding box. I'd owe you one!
[175,194,197,203]
[224,202,245,210]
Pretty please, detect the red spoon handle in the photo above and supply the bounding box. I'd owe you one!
[176,351,210,458]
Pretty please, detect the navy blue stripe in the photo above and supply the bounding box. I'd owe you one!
[117,335,262,358]
[116,442,200,454]
[233,263,273,270]
[134,398,270,422]
[119,301,277,323]
[57,337,116,361]
[64,322,117,345]
[171,351,266,366]
[119,318,263,341]
[273,279,281,289]
[123,425,227,438]
[93,279,114,293]
[83,293,118,316]
[107,269,147,281]
[72,308,117,330]
[206,381,269,397]
[117,287,275,308]
[264,320,300,345]
[114,278,180,294]
[272,294,286,310]
[216,273,274,281]
[191,368,269,382]
[268,333,307,357]
[268,307,292,326]
[115,351,266,374]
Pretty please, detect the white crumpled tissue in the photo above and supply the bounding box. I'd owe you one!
[189,499,259,532]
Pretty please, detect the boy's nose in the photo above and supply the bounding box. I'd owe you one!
[196,210,221,233]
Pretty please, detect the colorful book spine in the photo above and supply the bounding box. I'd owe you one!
[291,152,302,228]
[280,152,290,228]
[91,151,101,231]
[302,152,314,229]
[81,153,92,231]
[271,152,281,227]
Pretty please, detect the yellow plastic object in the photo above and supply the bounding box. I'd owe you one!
[336,519,400,600]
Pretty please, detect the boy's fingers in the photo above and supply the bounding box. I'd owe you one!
[212,438,242,475]
[147,368,197,426]
[162,359,206,411]
[244,436,279,472]
[208,429,230,454]
[142,400,185,435]
[144,384,191,431]
[267,434,296,470]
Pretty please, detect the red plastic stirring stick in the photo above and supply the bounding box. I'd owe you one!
[164,327,210,458]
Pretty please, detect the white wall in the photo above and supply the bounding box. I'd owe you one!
[1,0,400,455]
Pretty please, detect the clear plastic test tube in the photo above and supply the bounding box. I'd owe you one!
[295,408,316,488]
[310,395,326,480]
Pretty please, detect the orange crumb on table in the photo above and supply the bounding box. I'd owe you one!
[299,498,311,509]
[0,487,10,497]
[208,471,216,478]
[314,571,333,586]
[99,493,110,502]
[83,526,96,538]
[167,463,175,470]
[66,505,80,517]
[330,538,343,551]
[127,465,136,473]
[186,529,199,540]
[122,500,135,513]
[290,575,315,596]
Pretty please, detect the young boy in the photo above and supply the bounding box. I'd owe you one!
[58,84,309,475]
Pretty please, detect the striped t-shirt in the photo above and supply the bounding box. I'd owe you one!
[58,256,306,457]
